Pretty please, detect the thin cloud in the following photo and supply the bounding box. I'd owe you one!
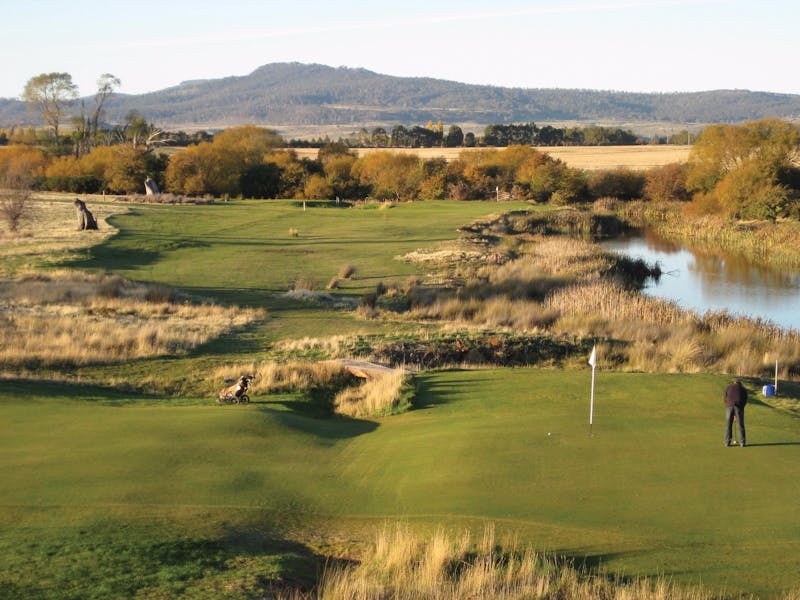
[107,0,730,51]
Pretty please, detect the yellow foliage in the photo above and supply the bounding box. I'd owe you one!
[45,155,80,177]
[0,146,48,185]
[351,152,423,200]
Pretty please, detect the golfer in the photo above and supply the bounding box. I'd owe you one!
[724,379,747,447]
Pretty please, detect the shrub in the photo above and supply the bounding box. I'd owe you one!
[644,163,689,202]
[292,277,317,292]
[0,189,29,233]
[587,168,646,201]
[338,264,356,279]
[34,175,104,194]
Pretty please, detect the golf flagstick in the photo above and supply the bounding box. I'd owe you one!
[588,345,597,435]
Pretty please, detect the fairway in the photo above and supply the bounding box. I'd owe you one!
[2,370,800,596]
[72,199,531,300]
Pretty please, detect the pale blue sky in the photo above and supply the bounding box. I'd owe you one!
[1,0,797,100]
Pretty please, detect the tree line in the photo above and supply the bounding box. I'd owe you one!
[3,118,800,222]
[288,122,692,149]
[3,72,800,221]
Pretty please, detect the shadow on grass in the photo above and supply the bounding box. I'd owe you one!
[412,370,487,410]
[0,377,164,406]
[256,403,379,442]
[743,442,800,447]
[557,549,644,584]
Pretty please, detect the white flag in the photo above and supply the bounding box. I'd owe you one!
[588,345,597,368]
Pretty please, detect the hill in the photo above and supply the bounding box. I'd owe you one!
[2,62,800,134]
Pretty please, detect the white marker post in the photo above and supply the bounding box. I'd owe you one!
[775,359,779,395]
[588,345,597,434]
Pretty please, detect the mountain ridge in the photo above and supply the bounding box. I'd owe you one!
[2,62,800,136]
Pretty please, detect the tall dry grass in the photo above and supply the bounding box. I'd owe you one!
[333,368,412,417]
[211,359,413,417]
[547,280,800,377]
[280,523,716,600]
[393,215,800,378]
[0,271,266,366]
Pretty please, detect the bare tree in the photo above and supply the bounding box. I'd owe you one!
[73,73,121,157]
[114,111,172,151]
[0,187,30,233]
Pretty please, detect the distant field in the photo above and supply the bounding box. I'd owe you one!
[0,143,690,171]
[291,145,692,170]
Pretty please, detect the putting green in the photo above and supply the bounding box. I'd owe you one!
[2,369,799,596]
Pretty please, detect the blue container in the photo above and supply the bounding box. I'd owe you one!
[762,384,775,397]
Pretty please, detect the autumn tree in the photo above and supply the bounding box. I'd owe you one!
[586,168,645,200]
[22,73,78,144]
[165,126,285,196]
[0,149,42,231]
[351,152,423,200]
[644,163,689,202]
[686,119,800,219]
[164,142,220,195]
[322,154,358,198]
[0,146,48,188]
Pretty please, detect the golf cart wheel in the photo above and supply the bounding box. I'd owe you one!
[240,394,250,404]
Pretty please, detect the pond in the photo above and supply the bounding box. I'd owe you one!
[600,230,800,331]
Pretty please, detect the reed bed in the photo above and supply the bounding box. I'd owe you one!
[620,201,800,269]
[392,216,800,378]
[547,280,800,377]
[0,271,266,367]
[280,524,716,600]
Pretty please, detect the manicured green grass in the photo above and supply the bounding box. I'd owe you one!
[71,200,531,303]
[2,371,799,597]
[6,199,800,597]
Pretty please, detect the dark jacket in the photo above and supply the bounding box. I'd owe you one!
[724,381,748,408]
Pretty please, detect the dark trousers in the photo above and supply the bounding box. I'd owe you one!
[725,405,746,446]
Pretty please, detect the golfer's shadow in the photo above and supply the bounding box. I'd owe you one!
[743,442,800,447]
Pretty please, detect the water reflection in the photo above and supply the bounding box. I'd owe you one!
[601,230,800,331]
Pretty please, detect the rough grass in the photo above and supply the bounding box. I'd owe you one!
[333,369,413,417]
[387,211,800,379]
[210,359,413,417]
[0,270,266,367]
[0,196,126,276]
[284,524,715,600]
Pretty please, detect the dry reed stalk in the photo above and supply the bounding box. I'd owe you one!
[333,368,410,417]
[546,280,688,326]
[0,271,265,367]
[287,523,717,600]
